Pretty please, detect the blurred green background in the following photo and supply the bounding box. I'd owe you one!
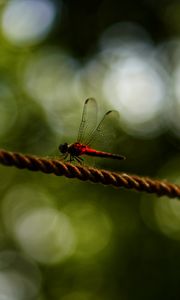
[1,0,180,299]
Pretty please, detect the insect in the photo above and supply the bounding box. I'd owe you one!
[59,98,126,163]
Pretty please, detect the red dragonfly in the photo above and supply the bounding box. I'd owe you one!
[59,98,126,163]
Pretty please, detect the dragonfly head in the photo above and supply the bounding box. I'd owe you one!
[59,142,68,154]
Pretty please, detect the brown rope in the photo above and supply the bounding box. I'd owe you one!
[0,149,179,199]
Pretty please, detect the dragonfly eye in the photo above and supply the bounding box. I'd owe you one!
[59,143,68,154]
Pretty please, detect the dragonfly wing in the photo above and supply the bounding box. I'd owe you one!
[86,109,120,149]
[77,98,98,144]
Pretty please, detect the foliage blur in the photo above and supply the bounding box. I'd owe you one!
[0,0,180,299]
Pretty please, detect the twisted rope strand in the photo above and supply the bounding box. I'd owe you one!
[0,149,179,198]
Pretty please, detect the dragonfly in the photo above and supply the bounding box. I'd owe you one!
[59,98,126,163]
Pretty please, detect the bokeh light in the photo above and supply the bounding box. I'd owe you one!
[2,185,76,264]
[103,54,166,134]
[14,207,76,264]
[0,250,40,300]
[2,0,57,46]
[153,157,180,240]
[99,23,169,136]
[22,48,81,138]
[141,156,180,240]
[169,41,180,136]
[22,48,79,109]
[63,200,112,259]
[154,197,180,240]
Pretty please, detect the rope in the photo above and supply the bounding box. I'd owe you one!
[0,149,179,199]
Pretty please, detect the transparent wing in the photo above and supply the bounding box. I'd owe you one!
[86,110,120,150]
[77,98,98,144]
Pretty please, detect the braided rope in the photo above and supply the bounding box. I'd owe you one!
[0,149,179,198]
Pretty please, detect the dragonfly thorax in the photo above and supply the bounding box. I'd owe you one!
[68,142,86,156]
[59,142,86,157]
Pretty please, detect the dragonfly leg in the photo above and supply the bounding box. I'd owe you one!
[74,156,83,164]
[76,156,83,162]
[64,153,69,160]
[59,153,68,161]
[69,155,75,163]
[62,153,69,161]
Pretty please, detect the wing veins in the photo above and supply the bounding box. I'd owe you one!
[77,98,97,144]
[86,110,113,146]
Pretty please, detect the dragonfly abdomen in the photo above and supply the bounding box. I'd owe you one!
[85,149,125,160]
